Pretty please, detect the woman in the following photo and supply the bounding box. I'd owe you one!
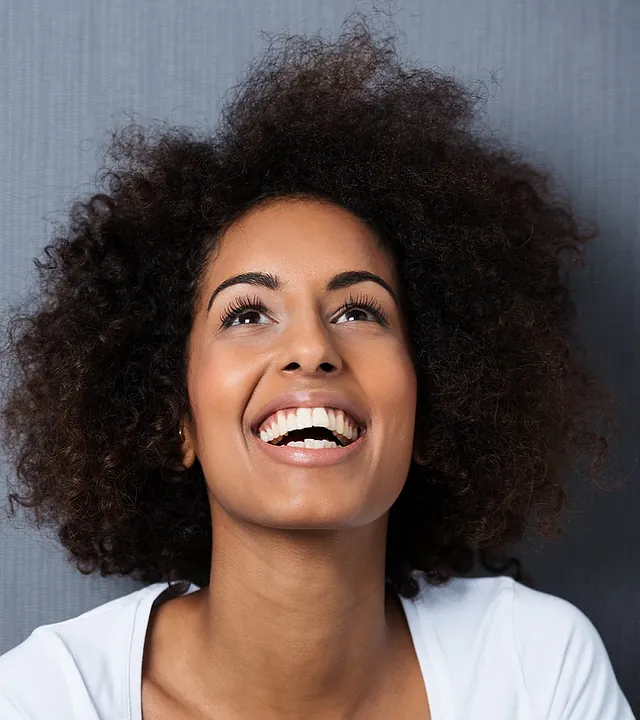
[0,11,634,720]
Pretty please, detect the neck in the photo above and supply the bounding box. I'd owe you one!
[182,509,405,719]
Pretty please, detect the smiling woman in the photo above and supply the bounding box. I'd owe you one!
[0,7,634,720]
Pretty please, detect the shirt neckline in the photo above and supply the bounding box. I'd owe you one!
[128,582,187,720]
[398,587,455,720]
[128,581,454,720]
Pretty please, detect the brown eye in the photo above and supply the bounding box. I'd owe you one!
[333,293,389,326]
[219,295,271,328]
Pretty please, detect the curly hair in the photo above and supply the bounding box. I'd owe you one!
[0,10,621,600]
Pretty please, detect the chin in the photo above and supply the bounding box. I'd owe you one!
[239,496,389,532]
[209,470,398,530]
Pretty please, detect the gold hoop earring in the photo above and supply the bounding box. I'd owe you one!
[412,450,427,466]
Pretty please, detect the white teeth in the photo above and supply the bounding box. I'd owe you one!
[312,407,329,427]
[257,406,361,446]
[282,439,339,448]
[296,408,312,429]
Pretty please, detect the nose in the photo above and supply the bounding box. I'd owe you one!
[279,310,343,376]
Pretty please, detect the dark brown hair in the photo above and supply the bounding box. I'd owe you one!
[0,10,620,599]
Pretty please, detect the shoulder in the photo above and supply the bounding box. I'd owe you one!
[406,572,634,719]
[0,583,168,720]
[507,578,634,719]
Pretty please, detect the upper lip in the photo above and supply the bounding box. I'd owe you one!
[250,390,368,434]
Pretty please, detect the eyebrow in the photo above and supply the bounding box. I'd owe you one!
[206,270,398,312]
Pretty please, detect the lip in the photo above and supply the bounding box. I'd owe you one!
[249,390,368,435]
[251,426,366,467]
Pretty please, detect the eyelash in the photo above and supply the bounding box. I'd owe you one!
[218,292,389,328]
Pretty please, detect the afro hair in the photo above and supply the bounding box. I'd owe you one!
[0,10,620,599]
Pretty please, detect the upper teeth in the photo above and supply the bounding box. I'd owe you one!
[258,407,359,445]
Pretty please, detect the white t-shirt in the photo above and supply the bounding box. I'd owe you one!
[0,573,634,719]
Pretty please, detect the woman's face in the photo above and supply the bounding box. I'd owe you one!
[184,197,417,530]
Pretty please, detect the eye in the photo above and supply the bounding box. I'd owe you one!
[333,293,389,326]
[220,295,389,328]
[219,295,271,328]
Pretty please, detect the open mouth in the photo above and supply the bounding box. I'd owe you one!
[256,407,363,450]
[268,426,352,449]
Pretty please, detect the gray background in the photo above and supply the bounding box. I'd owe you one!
[1,0,638,712]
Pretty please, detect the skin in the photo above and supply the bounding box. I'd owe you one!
[141,197,430,719]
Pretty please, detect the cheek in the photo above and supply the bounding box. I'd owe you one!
[187,343,261,441]
[359,341,417,426]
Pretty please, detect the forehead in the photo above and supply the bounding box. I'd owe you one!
[208,198,395,287]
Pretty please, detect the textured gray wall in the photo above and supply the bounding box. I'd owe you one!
[1,0,638,711]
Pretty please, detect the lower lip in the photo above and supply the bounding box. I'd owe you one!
[251,430,366,467]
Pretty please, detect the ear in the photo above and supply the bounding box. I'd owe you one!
[179,421,197,469]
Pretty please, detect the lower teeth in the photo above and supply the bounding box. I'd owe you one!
[284,439,339,449]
